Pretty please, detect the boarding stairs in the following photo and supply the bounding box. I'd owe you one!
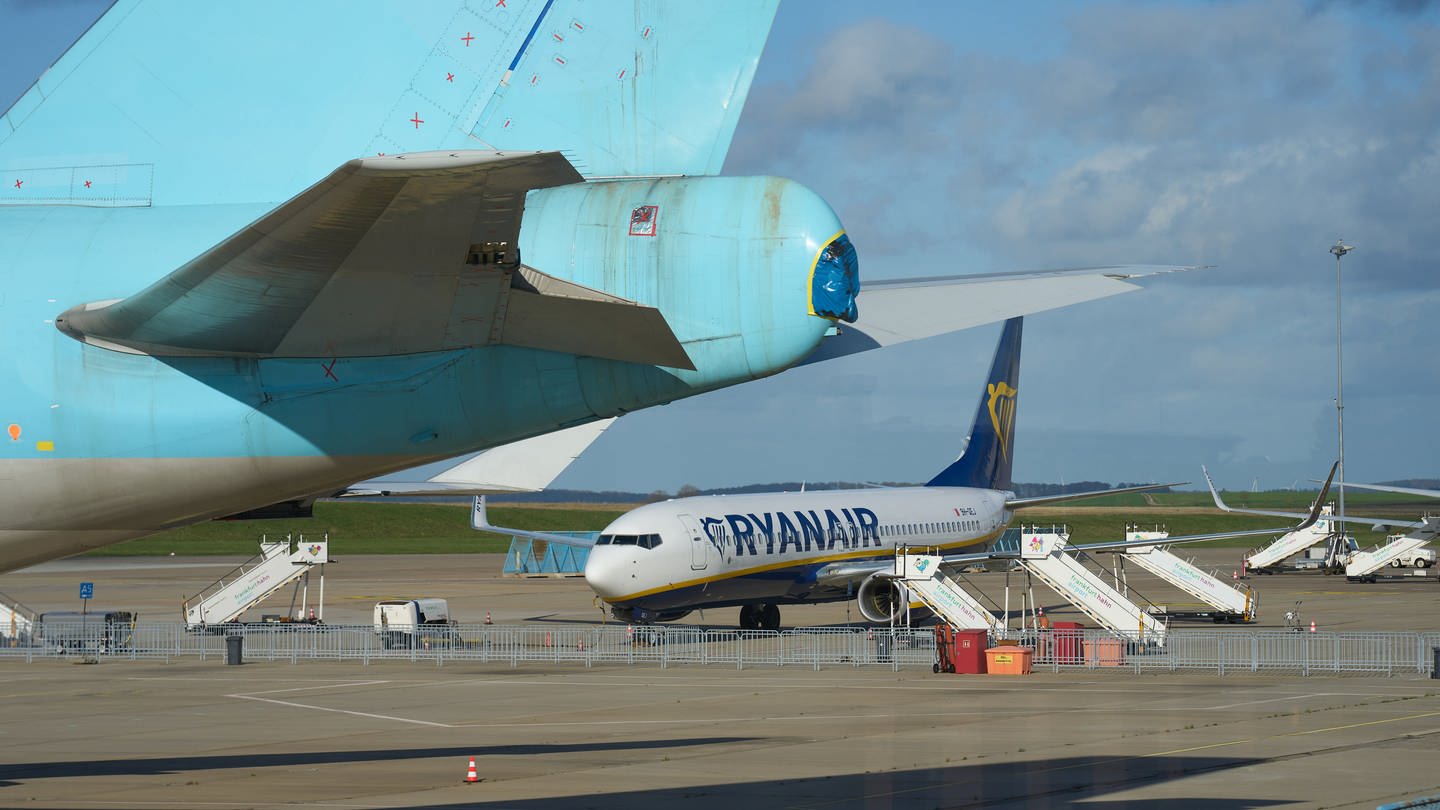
[890,551,1003,633]
[0,590,37,644]
[1344,517,1440,579]
[183,536,328,627]
[996,526,1167,645]
[1121,526,1256,622]
[1246,504,1334,572]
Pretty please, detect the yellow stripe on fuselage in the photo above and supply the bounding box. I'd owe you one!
[608,528,1007,603]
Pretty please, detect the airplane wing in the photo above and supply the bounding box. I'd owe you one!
[802,265,1199,364]
[812,466,1334,589]
[1330,481,1440,499]
[344,419,615,497]
[1007,481,1186,509]
[56,152,693,369]
[1204,464,1421,529]
[469,495,598,549]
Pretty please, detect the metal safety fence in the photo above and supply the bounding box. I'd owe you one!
[1,622,1437,676]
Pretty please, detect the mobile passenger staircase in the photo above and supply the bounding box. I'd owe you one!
[994,527,1167,646]
[889,550,1003,633]
[1246,504,1334,572]
[182,536,328,628]
[1345,517,1440,580]
[0,590,37,645]
[1119,525,1256,622]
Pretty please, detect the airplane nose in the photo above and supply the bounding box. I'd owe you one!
[583,547,628,600]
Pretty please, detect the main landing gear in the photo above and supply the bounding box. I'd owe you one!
[738,603,781,631]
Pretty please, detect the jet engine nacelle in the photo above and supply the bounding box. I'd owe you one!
[856,573,909,624]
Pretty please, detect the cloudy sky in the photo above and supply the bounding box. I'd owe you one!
[4,1,1437,492]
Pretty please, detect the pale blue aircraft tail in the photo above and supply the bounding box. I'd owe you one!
[925,317,1022,491]
[0,1,778,208]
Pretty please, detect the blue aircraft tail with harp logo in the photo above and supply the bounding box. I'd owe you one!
[925,317,1023,491]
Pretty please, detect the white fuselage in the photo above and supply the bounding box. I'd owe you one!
[584,486,1013,614]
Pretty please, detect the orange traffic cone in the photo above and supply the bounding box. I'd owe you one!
[1232,570,1238,580]
[464,756,479,783]
[484,611,493,625]
[1309,620,1317,633]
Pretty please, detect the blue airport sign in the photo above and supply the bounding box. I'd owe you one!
[79,581,94,600]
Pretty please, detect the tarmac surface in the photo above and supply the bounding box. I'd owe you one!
[0,549,1438,808]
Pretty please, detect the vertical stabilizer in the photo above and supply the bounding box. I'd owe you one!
[925,317,1022,490]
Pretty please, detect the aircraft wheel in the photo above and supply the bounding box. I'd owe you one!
[759,603,781,632]
[933,663,941,674]
[738,604,760,630]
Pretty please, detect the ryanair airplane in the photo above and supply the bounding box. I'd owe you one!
[477,319,1332,629]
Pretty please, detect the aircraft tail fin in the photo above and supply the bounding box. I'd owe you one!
[925,318,1023,491]
[0,1,778,209]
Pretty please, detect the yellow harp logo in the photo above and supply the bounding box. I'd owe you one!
[987,381,1018,461]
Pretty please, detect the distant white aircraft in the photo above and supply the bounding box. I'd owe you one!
[476,318,1331,629]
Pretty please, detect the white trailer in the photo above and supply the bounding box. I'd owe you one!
[374,598,456,649]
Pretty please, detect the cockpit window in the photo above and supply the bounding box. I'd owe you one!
[809,233,859,323]
[596,533,662,549]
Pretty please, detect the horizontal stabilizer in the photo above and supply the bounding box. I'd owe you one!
[345,419,616,497]
[803,265,1199,364]
[56,151,692,369]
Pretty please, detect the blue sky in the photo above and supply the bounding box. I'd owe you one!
[3,1,1437,492]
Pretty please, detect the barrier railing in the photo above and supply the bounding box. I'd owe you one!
[2,622,1436,676]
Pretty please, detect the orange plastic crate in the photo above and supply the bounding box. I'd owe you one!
[984,646,1033,675]
[1084,638,1126,667]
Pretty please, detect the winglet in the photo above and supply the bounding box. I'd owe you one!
[1299,462,1338,531]
[468,494,600,549]
[471,496,488,531]
[1201,465,1232,513]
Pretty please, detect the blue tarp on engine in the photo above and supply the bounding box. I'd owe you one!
[810,233,860,323]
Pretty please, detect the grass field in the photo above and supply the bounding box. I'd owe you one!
[84,502,629,557]
[83,490,1415,557]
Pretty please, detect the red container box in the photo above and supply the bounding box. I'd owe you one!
[1052,621,1085,664]
[952,628,988,674]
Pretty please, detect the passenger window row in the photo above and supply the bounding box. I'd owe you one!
[877,519,985,537]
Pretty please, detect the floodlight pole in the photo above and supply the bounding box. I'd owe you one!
[1329,239,1354,560]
